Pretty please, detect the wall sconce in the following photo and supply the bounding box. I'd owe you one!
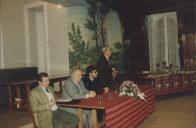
[58,0,62,8]
[181,34,186,42]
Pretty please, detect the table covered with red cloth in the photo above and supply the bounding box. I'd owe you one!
[137,72,196,96]
[58,86,155,128]
[105,86,155,128]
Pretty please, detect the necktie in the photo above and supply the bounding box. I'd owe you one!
[76,84,81,93]
[46,88,49,93]
[108,59,111,66]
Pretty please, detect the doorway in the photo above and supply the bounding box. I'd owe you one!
[35,11,46,72]
[24,1,50,74]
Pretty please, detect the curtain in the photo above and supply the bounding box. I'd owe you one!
[147,12,180,71]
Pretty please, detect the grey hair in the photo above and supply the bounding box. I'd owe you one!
[70,67,82,75]
[102,47,111,54]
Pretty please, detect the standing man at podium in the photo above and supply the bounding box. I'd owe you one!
[97,47,113,89]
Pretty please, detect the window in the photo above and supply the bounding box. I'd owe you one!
[147,12,180,71]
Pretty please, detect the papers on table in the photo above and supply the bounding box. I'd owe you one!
[57,98,72,102]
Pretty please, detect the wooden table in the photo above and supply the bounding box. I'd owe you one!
[58,86,155,128]
[58,97,104,128]
[1,80,37,118]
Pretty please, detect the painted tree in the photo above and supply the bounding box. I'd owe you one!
[110,42,123,73]
[84,0,109,55]
[68,23,89,70]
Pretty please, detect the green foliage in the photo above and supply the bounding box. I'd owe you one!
[110,42,123,73]
[68,1,124,73]
[68,23,89,70]
[86,47,100,65]
[84,0,109,55]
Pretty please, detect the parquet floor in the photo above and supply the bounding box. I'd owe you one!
[139,94,196,128]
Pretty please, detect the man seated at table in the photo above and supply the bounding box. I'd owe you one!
[82,65,109,94]
[62,67,96,128]
[29,72,79,128]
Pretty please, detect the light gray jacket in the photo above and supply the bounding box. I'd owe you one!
[62,78,89,99]
[60,78,89,113]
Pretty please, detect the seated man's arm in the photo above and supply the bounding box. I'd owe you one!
[29,91,50,112]
[62,82,87,99]
[80,81,90,93]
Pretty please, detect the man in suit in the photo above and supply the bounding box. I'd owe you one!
[82,65,108,122]
[82,65,109,94]
[111,66,122,91]
[29,72,79,128]
[62,68,96,128]
[97,47,113,88]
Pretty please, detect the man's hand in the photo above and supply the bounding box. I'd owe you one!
[48,100,55,108]
[103,87,109,93]
[88,91,96,97]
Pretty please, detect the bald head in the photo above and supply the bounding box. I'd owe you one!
[70,68,83,82]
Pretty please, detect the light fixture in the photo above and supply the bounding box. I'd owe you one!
[58,0,62,8]
[58,4,62,8]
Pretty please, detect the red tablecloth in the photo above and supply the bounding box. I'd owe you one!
[140,73,196,96]
[58,86,155,128]
[105,86,155,128]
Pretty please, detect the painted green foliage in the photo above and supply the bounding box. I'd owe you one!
[110,42,123,73]
[84,0,109,55]
[68,0,123,72]
[68,23,89,70]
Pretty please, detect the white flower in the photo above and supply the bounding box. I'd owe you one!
[119,80,147,101]
[138,93,146,102]
[119,91,126,96]
[119,92,122,95]
[132,84,137,87]
[157,84,161,88]
[165,83,169,87]
[128,92,134,96]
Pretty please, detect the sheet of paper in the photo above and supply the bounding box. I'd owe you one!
[57,98,72,102]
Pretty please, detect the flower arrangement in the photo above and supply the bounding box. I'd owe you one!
[119,80,146,101]
[151,61,179,75]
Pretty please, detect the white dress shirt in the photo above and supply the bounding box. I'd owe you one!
[40,85,58,111]
[104,55,111,65]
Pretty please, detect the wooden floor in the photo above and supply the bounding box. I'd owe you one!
[0,110,33,128]
[0,94,195,128]
[139,94,196,128]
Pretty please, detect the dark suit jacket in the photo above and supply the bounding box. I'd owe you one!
[111,75,122,91]
[97,55,113,88]
[82,76,104,94]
